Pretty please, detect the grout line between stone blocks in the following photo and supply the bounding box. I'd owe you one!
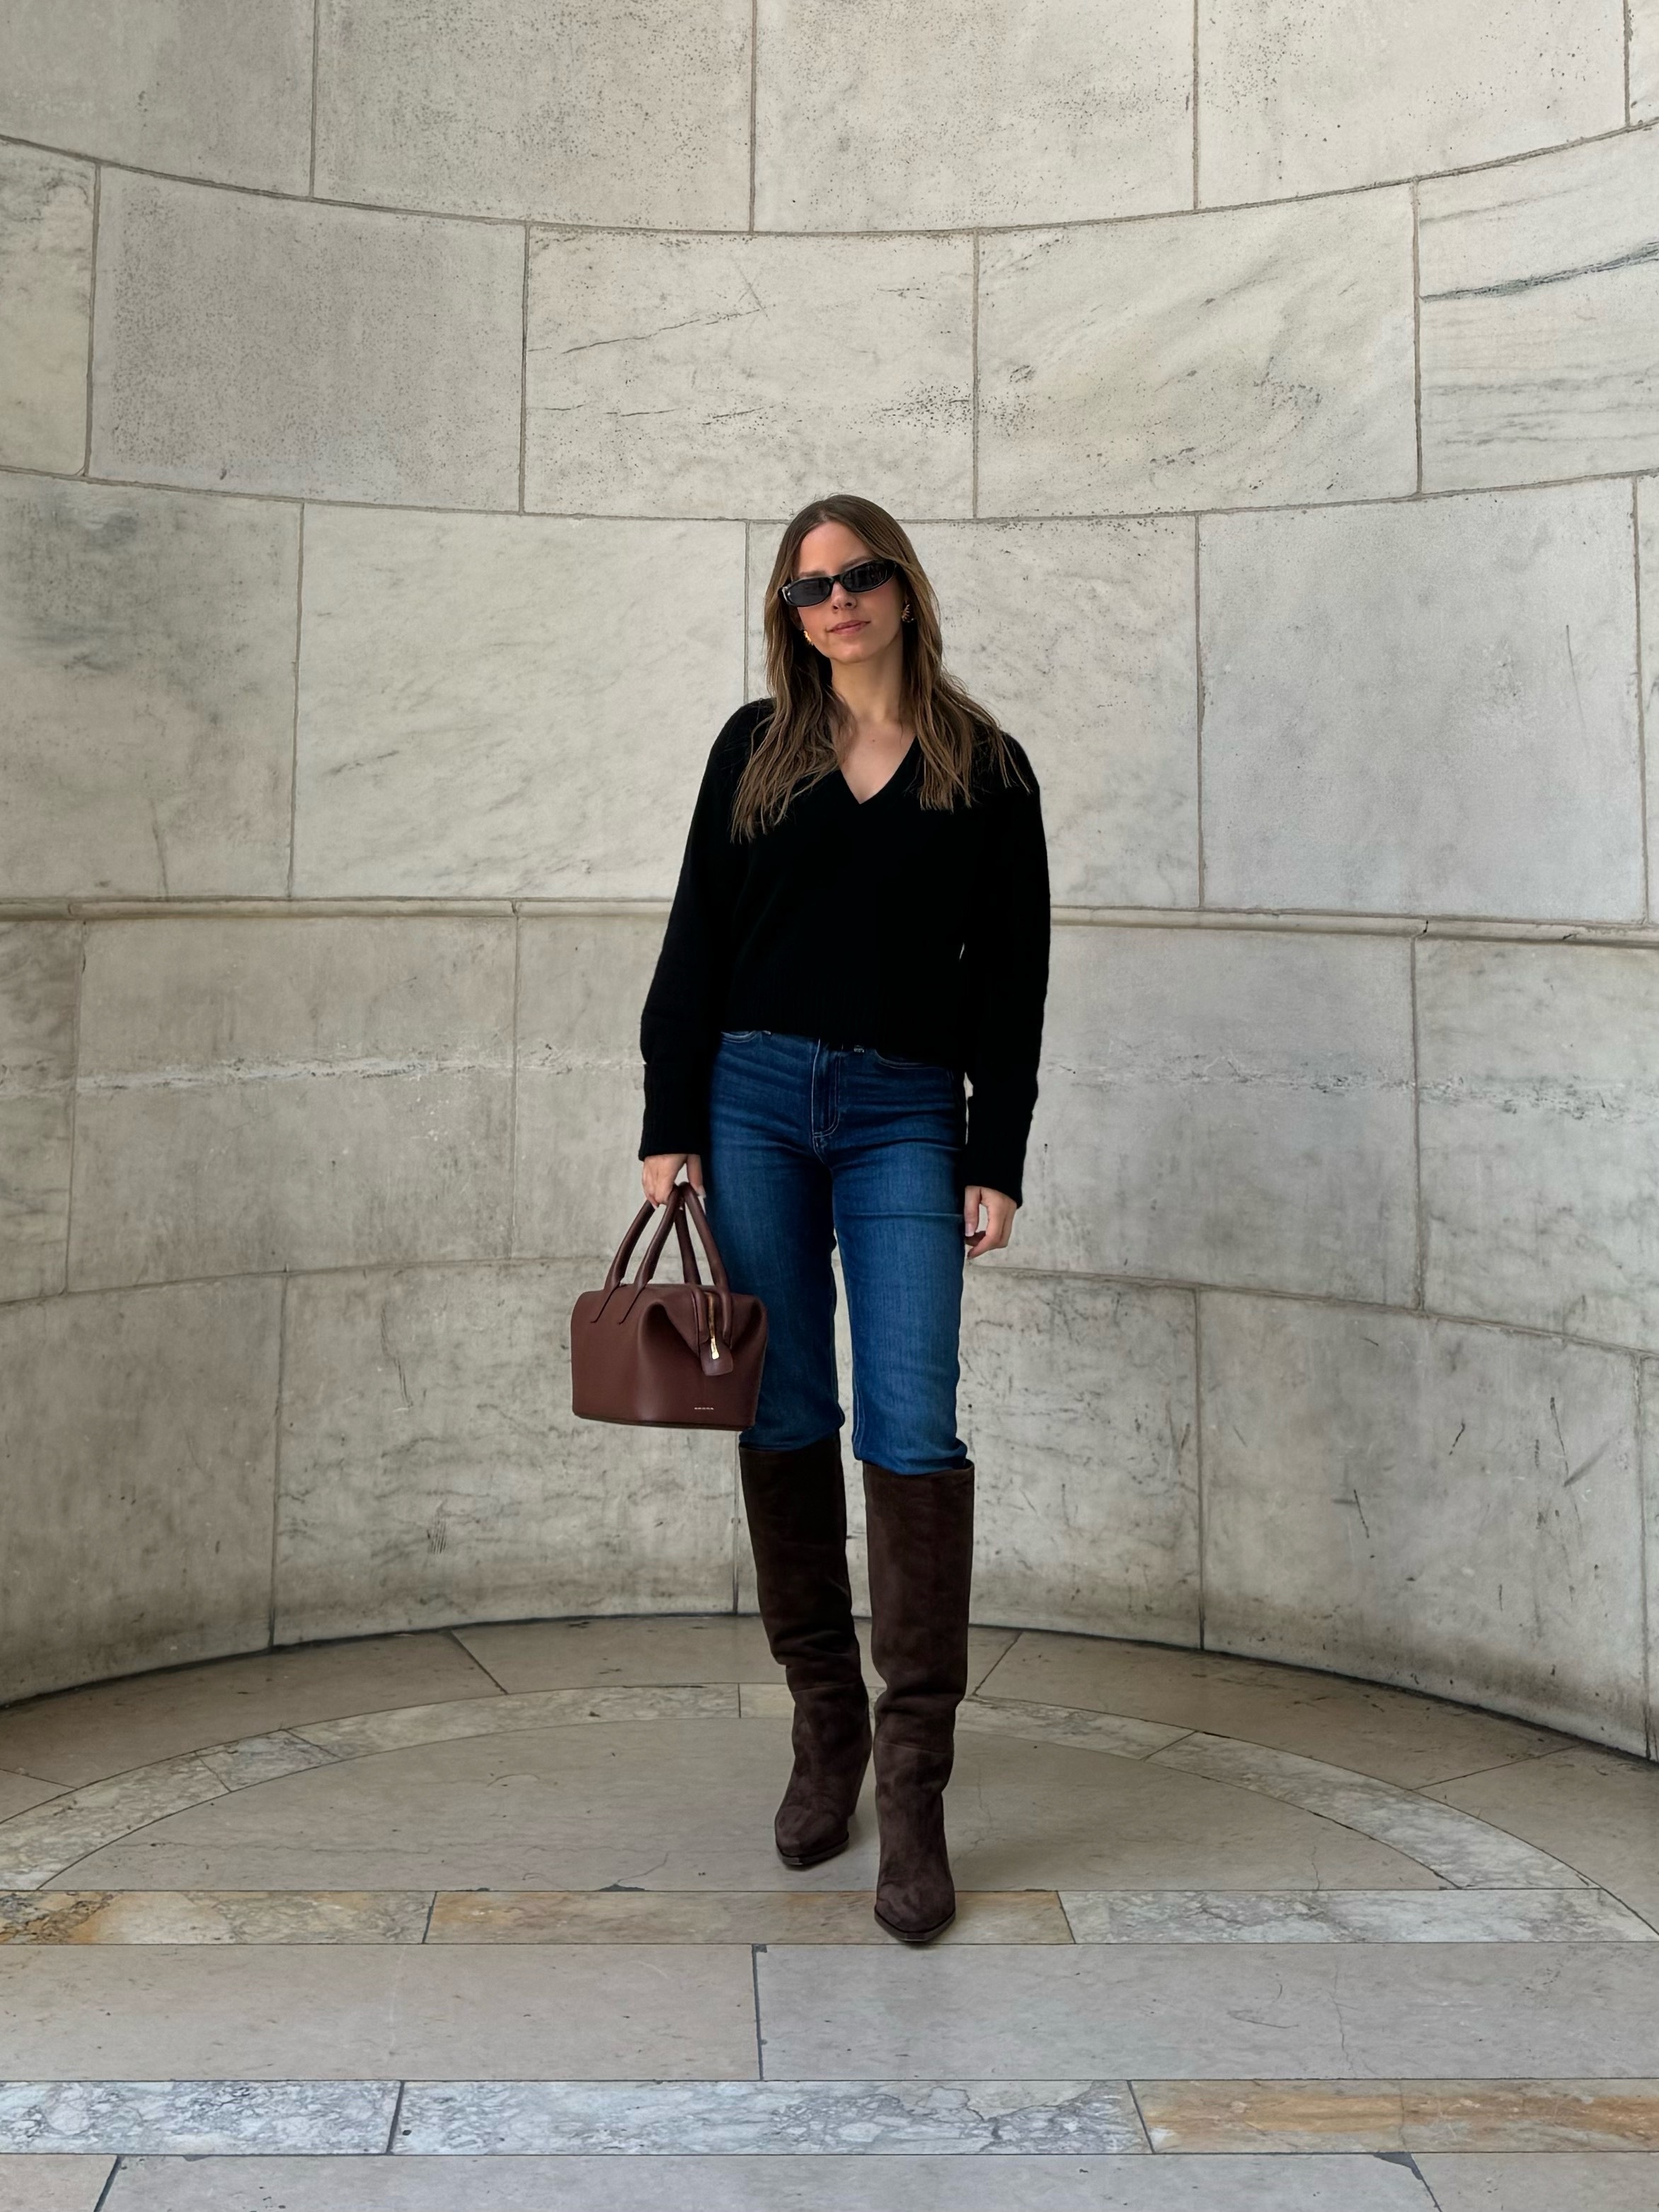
[1192,1288,1205,1649]
[750,1942,766,2079]
[62,920,86,1296]
[1626,0,1636,128]
[286,503,306,899]
[970,231,980,518]
[517,224,530,514]
[1410,932,1427,1309]
[81,162,100,476]
[91,2155,122,2212]
[270,1272,290,1648]
[308,0,321,197]
[507,904,522,1258]
[1411,180,1423,497]
[1636,478,1651,922]
[1193,514,1205,906]
[1639,1357,1655,1761]
[384,2079,407,2155]
[747,0,758,234]
[1190,0,1201,208]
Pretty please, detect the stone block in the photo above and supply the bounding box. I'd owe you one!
[69,918,515,1288]
[0,0,311,192]
[315,0,750,226]
[0,146,92,472]
[1018,924,1418,1303]
[524,229,973,517]
[0,477,298,898]
[0,1277,281,1703]
[514,914,669,1260]
[1200,483,1643,919]
[978,190,1416,514]
[275,1261,736,1639]
[960,1272,1200,1640]
[745,517,1198,907]
[0,923,77,1303]
[1201,1293,1646,1752]
[1420,127,1659,490]
[755,0,1191,229]
[91,172,523,507]
[1198,0,1624,202]
[1418,938,1659,1352]
[294,508,744,897]
[1646,1357,1658,1761]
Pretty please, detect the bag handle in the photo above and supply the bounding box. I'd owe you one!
[602,1180,733,1297]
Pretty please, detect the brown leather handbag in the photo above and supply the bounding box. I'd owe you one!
[570,1181,768,1429]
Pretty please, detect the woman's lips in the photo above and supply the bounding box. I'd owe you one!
[830,620,867,633]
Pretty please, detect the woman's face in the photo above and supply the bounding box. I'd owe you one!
[788,520,906,666]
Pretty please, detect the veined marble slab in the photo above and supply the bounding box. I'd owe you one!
[394,2078,1147,2155]
[427,1889,1072,1946]
[1149,1734,1589,1889]
[0,1757,226,1890]
[1137,2077,1659,2153]
[1060,1889,1655,1942]
[958,1697,1190,1758]
[1420,125,1659,489]
[0,2080,396,2155]
[197,1734,345,1792]
[293,1685,738,1758]
[0,1891,432,1946]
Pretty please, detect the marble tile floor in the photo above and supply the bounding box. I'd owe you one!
[0,1615,1654,2210]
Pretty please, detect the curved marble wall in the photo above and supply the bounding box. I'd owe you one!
[1,0,1655,1760]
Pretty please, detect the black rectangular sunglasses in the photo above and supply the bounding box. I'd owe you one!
[779,558,897,609]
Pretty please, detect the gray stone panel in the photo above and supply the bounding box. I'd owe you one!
[1418,938,1659,1351]
[747,517,1198,908]
[1198,0,1625,202]
[1200,1294,1646,1752]
[960,1272,1200,1640]
[755,0,1190,229]
[0,0,311,192]
[1646,1357,1658,1761]
[1017,924,1418,1304]
[0,146,92,473]
[0,1277,280,1704]
[978,191,1416,514]
[91,173,523,507]
[1200,483,1643,919]
[1420,127,1659,490]
[514,914,668,1262]
[0,923,77,1303]
[68,918,515,1288]
[314,0,750,226]
[0,476,298,898]
[275,1261,736,1639]
[294,508,744,897]
[524,229,973,517]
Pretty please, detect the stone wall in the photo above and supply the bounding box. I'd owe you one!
[1,0,1655,1755]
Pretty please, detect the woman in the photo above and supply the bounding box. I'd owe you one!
[637,492,1050,1945]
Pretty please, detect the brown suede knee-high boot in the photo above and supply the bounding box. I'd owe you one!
[861,1458,975,1944]
[739,1430,872,1869]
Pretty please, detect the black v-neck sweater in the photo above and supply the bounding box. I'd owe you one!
[638,696,1052,1207]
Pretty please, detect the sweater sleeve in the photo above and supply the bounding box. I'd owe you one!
[638,712,752,1162]
[960,736,1051,1209]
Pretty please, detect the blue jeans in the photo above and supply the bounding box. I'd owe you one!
[703,1030,971,1475]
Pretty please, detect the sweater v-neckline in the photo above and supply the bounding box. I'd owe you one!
[837,734,917,809]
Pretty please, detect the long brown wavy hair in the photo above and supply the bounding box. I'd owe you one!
[730,493,1033,841]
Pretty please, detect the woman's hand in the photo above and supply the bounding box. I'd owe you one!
[642,1152,705,1207]
[965,1185,1016,1256]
